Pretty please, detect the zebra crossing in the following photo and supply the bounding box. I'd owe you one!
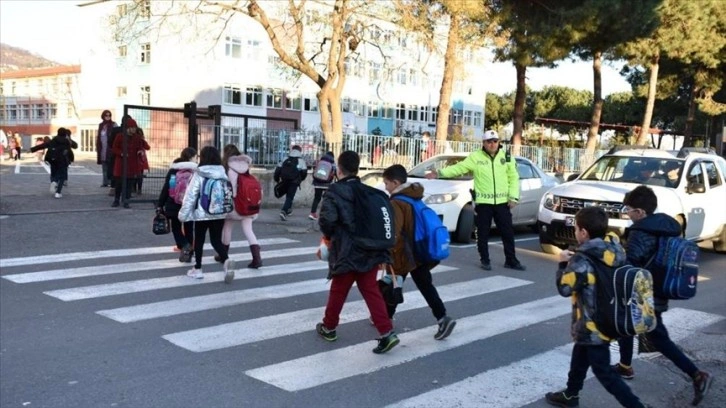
[1,236,722,407]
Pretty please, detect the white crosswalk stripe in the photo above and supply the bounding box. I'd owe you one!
[1,237,721,408]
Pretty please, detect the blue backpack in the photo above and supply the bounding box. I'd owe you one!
[393,195,450,263]
[199,178,234,215]
[649,237,699,299]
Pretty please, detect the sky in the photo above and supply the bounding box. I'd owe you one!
[0,0,632,96]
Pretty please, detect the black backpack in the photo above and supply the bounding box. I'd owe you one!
[45,143,68,164]
[350,182,395,250]
[280,157,300,181]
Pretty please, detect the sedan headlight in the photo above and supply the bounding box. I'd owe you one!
[542,193,560,211]
[424,193,458,205]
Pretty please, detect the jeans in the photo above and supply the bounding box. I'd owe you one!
[475,203,518,264]
[323,266,392,336]
[281,182,298,213]
[193,219,226,269]
[617,311,698,376]
[387,264,446,321]
[567,343,643,408]
[101,161,111,185]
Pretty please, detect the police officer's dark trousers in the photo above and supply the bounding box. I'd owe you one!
[475,203,516,265]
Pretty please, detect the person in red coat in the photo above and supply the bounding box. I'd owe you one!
[112,118,150,208]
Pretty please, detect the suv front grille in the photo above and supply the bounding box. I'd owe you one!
[558,197,626,219]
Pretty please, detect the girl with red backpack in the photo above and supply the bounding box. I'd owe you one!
[157,147,197,261]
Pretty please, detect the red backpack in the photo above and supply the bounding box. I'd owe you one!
[235,173,262,216]
[171,169,194,205]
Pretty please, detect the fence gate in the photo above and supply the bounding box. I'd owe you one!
[120,102,297,206]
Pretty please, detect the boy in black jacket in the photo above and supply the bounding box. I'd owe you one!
[31,128,77,198]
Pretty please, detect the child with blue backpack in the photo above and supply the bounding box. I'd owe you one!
[381,164,456,340]
[613,185,712,406]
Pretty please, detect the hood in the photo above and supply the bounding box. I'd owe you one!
[228,154,252,174]
[391,182,425,200]
[196,164,227,179]
[171,161,198,170]
[577,233,627,269]
[289,149,303,158]
[321,152,335,163]
[630,213,681,237]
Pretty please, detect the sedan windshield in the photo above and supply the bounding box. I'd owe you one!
[580,156,683,188]
[408,156,472,180]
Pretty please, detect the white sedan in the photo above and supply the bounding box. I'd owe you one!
[363,153,561,243]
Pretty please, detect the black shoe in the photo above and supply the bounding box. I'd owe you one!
[480,261,492,271]
[692,371,713,406]
[504,262,526,271]
[111,201,120,207]
[123,202,130,208]
[545,390,579,407]
[372,331,399,354]
[434,316,456,340]
[316,323,337,342]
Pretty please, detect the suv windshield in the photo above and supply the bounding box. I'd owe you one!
[580,156,683,188]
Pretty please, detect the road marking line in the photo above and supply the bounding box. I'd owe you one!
[163,275,532,352]
[97,265,457,323]
[14,160,20,174]
[0,238,297,268]
[244,296,569,391]
[387,308,724,408]
[3,246,315,284]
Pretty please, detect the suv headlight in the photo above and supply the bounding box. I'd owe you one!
[424,193,458,204]
[542,193,560,211]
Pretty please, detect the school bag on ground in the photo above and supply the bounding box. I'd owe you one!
[393,195,450,263]
[350,182,395,250]
[199,177,234,215]
[648,237,699,300]
[279,157,300,181]
[313,160,334,182]
[234,173,262,216]
[582,252,657,339]
[170,169,194,205]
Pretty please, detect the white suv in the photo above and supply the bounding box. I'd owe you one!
[537,147,726,254]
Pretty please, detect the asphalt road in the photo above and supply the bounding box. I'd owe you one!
[1,154,725,408]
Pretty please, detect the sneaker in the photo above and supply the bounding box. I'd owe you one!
[544,390,579,407]
[373,331,400,354]
[308,212,318,220]
[49,182,57,193]
[223,259,235,284]
[316,322,337,342]
[692,371,713,406]
[612,363,634,380]
[434,316,457,340]
[186,268,203,279]
[279,211,287,221]
[504,262,527,271]
[480,261,492,271]
[286,209,293,216]
[54,193,62,199]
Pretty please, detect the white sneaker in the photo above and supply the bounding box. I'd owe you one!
[223,259,235,284]
[54,193,62,199]
[186,268,203,279]
[50,182,57,193]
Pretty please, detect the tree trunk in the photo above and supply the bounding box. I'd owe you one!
[317,91,334,144]
[435,13,460,144]
[329,93,343,146]
[586,51,603,153]
[684,84,697,146]
[636,54,659,146]
[512,63,526,149]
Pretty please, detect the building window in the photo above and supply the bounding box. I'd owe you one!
[368,62,380,85]
[225,36,241,58]
[351,99,364,116]
[266,88,283,108]
[140,43,151,63]
[409,69,418,87]
[140,86,151,105]
[368,102,380,118]
[285,93,302,110]
[341,98,351,113]
[408,104,418,121]
[139,0,151,18]
[66,104,74,118]
[8,106,17,120]
[224,85,242,105]
[397,69,407,85]
[431,106,438,123]
[50,104,57,119]
[118,45,127,57]
[473,111,482,127]
[463,110,472,126]
[11,81,16,95]
[20,104,30,120]
[33,104,45,120]
[396,103,406,120]
[0,82,4,95]
[420,105,428,122]
[0,109,4,121]
[382,103,394,119]
[245,86,262,106]
[303,96,318,111]
[117,86,127,97]
[451,109,461,125]
[247,39,261,60]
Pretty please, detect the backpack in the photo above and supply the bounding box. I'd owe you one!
[199,178,234,215]
[649,237,699,299]
[170,169,194,205]
[393,195,450,263]
[583,253,657,339]
[313,160,334,182]
[234,173,262,216]
[350,182,395,250]
[46,144,68,164]
[280,157,300,182]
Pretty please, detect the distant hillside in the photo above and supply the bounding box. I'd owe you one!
[0,43,61,73]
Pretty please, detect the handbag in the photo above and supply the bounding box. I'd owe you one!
[152,211,171,235]
[378,265,404,305]
[273,181,287,198]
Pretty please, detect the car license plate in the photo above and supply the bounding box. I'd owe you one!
[565,217,575,227]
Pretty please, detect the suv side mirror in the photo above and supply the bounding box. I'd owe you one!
[687,182,706,194]
[566,173,579,182]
